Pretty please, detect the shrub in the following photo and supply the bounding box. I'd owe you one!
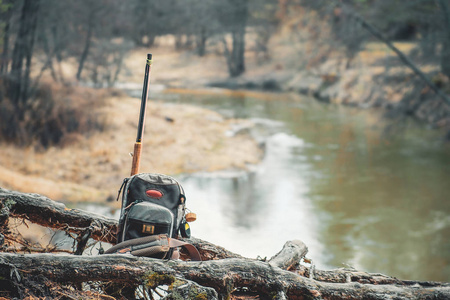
[0,81,107,149]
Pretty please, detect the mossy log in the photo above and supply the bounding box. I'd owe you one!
[1,252,449,300]
[1,188,449,299]
[0,188,117,244]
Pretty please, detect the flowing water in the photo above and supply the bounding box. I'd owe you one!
[145,88,450,283]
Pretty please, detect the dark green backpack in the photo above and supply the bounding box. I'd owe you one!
[106,173,200,260]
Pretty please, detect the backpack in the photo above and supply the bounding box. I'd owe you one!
[106,173,200,260]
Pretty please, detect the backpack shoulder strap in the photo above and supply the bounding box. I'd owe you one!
[105,234,202,261]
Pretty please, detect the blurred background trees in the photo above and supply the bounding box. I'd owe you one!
[0,0,274,93]
[0,0,449,147]
[295,0,450,76]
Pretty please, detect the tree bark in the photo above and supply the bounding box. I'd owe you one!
[268,240,308,271]
[0,188,117,244]
[294,264,448,287]
[0,252,449,300]
[1,188,449,299]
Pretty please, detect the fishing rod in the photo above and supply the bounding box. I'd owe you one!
[130,53,152,176]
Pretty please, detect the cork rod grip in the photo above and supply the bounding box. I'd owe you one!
[130,142,142,176]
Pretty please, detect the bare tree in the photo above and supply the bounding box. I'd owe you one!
[217,0,249,77]
[437,0,450,77]
[7,0,40,109]
[0,0,14,75]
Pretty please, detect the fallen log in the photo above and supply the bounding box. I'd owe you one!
[268,240,308,270]
[0,188,117,244]
[1,252,449,300]
[0,188,242,260]
[294,265,449,287]
[1,188,449,299]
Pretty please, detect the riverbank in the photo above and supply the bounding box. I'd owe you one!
[205,40,450,139]
[1,35,447,202]
[0,88,263,203]
[134,35,450,139]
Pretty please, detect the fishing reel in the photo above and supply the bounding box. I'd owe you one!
[180,210,196,238]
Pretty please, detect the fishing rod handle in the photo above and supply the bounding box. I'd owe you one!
[130,142,142,176]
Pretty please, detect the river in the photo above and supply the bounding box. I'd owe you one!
[86,86,450,283]
[141,87,448,283]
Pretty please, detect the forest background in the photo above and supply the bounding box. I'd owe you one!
[1,0,450,149]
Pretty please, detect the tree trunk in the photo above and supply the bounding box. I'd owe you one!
[0,188,117,244]
[7,0,40,110]
[438,0,450,78]
[21,0,40,105]
[230,28,246,77]
[1,252,449,300]
[0,21,10,75]
[196,26,207,57]
[224,0,248,77]
[38,31,58,82]
[0,0,13,75]
[47,24,66,83]
[76,9,95,82]
[1,188,449,299]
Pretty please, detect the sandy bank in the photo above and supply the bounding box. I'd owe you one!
[0,93,262,203]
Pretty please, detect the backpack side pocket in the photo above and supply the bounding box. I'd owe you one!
[122,202,174,242]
